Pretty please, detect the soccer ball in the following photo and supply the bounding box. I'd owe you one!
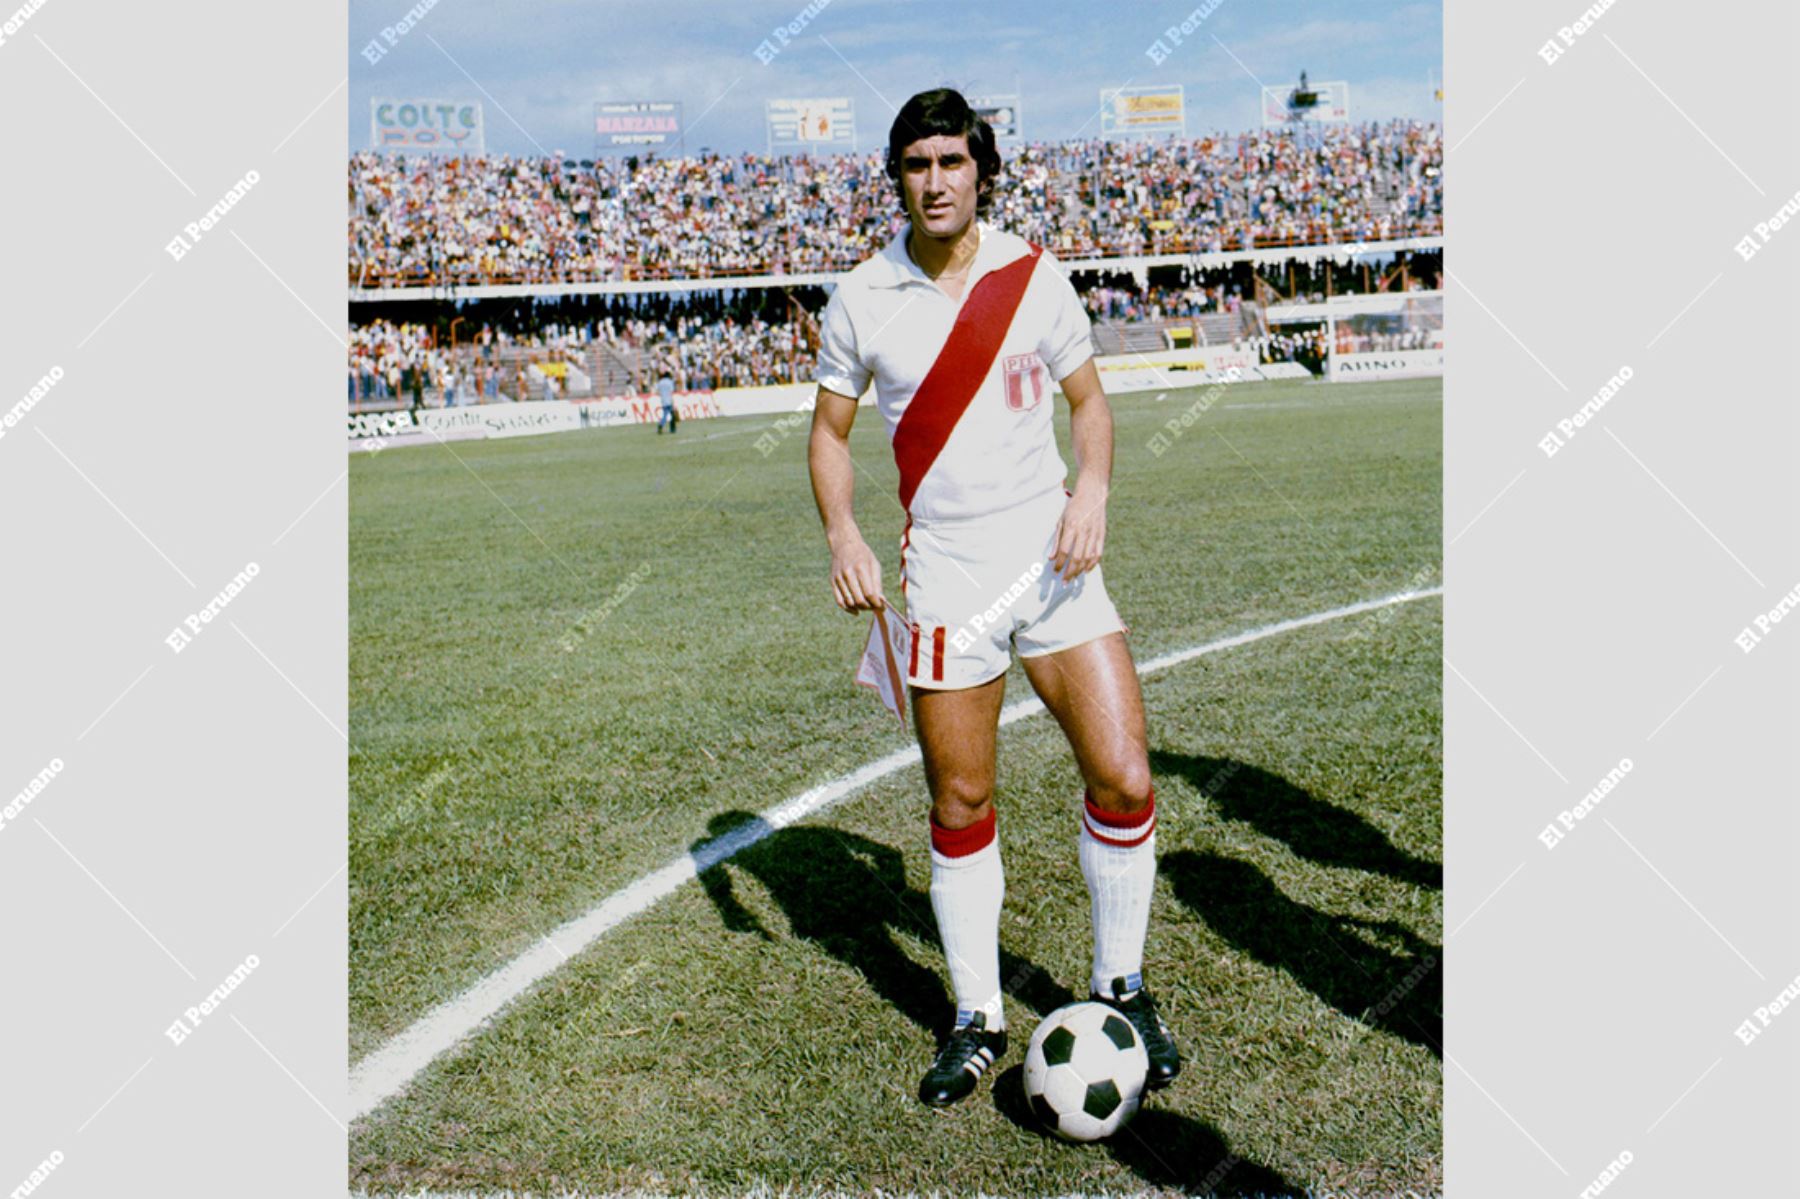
[1022,1000,1149,1142]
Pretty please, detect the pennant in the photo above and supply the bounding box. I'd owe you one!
[854,602,910,728]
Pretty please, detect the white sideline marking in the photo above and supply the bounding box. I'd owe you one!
[348,585,1443,1121]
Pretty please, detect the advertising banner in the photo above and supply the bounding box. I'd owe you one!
[766,98,856,150]
[347,400,582,444]
[595,101,682,150]
[370,98,484,153]
[1329,349,1445,380]
[970,94,1022,141]
[1099,85,1184,138]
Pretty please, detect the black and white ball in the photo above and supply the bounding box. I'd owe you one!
[1023,1000,1149,1141]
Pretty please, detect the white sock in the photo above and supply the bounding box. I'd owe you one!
[928,805,1006,1031]
[1080,787,1158,997]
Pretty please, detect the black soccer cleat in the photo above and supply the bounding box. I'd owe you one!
[918,1009,1007,1108]
[1094,973,1181,1089]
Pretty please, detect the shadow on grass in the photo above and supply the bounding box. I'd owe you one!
[693,811,1074,1038]
[1161,849,1442,1057]
[1150,749,1441,892]
[992,1064,1301,1195]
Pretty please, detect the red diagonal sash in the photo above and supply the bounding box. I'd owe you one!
[891,243,1043,512]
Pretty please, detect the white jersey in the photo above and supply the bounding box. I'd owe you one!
[814,219,1095,523]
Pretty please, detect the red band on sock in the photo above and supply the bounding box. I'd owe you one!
[1083,786,1155,847]
[1083,785,1154,828]
[930,805,997,858]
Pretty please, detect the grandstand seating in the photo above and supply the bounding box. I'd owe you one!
[348,120,1442,288]
[347,120,1442,402]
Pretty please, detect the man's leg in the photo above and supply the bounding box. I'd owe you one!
[1020,632,1155,991]
[1021,632,1180,1086]
[913,671,1007,1025]
[912,670,1010,1106]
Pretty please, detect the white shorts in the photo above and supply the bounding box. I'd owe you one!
[899,487,1127,691]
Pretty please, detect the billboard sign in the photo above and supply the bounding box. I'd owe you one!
[766,97,856,151]
[370,98,484,154]
[970,94,1022,142]
[595,101,683,150]
[1099,84,1184,138]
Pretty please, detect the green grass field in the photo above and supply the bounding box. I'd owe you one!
[349,375,1442,1196]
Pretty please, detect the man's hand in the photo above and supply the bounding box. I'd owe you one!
[1049,483,1108,581]
[1048,359,1114,582]
[829,532,886,612]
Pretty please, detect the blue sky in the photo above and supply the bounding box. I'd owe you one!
[351,0,1441,158]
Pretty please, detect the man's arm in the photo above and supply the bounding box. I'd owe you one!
[808,386,885,612]
[1050,358,1113,581]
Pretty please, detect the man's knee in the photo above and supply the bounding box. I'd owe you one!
[1087,759,1153,816]
[930,772,994,828]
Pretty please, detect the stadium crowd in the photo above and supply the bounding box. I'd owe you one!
[348,120,1443,287]
[1261,248,1442,304]
[348,244,1450,402]
[349,318,598,405]
[349,289,827,404]
[1081,280,1243,322]
[349,319,465,406]
[1335,326,1440,354]
[617,312,815,392]
[1248,328,1330,373]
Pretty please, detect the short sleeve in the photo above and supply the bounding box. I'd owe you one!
[814,287,871,398]
[1036,256,1095,381]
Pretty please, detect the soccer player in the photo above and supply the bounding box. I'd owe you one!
[807,88,1180,1108]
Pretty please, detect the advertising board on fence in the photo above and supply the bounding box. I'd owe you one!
[347,400,582,447]
[577,383,824,428]
[1329,349,1445,380]
[349,386,866,452]
[1092,349,1303,393]
[579,393,724,428]
[1096,346,1259,375]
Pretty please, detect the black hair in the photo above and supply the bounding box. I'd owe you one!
[885,88,1002,216]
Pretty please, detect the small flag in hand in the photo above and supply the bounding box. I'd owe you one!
[854,602,910,728]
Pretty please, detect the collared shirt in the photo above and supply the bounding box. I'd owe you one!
[815,218,1095,523]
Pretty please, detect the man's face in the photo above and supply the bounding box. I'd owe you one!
[898,133,980,238]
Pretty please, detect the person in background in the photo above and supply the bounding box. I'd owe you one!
[656,369,677,434]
